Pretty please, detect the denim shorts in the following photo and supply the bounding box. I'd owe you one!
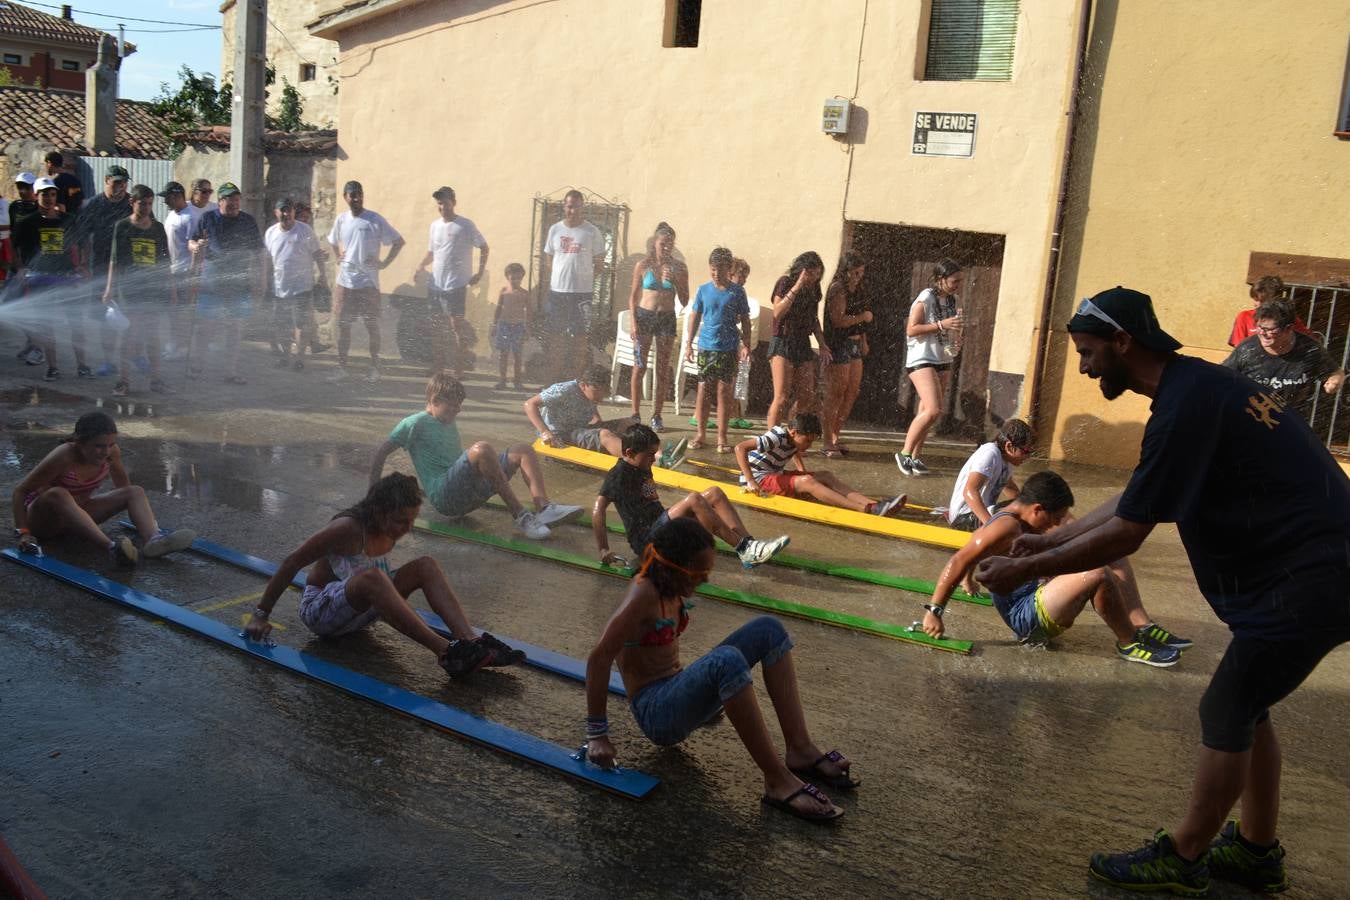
[433,449,518,517]
[495,322,526,352]
[628,510,671,556]
[630,615,793,746]
[431,286,467,318]
[299,579,383,637]
[992,580,1060,643]
[829,337,863,364]
[545,290,593,338]
[767,334,814,365]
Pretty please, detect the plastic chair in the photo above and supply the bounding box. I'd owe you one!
[609,309,656,401]
[674,300,767,415]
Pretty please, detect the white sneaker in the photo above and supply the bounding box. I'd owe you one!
[365,367,380,384]
[326,367,350,384]
[514,510,550,540]
[738,534,790,568]
[142,527,197,558]
[535,502,583,526]
[23,346,45,366]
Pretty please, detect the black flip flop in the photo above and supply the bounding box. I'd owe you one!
[761,782,844,823]
[790,749,861,791]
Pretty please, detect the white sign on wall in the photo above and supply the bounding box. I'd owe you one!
[912,111,978,158]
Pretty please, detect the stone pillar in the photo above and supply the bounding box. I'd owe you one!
[84,35,117,154]
[230,0,267,220]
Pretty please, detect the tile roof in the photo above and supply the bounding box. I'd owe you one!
[0,85,173,157]
[177,124,340,154]
[0,1,136,53]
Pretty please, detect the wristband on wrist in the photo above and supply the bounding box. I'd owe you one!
[924,603,945,619]
[252,606,270,620]
[585,716,609,739]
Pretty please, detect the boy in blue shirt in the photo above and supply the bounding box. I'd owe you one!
[685,246,752,452]
[524,364,628,456]
[371,372,582,539]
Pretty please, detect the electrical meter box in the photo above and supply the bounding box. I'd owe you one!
[821,99,851,135]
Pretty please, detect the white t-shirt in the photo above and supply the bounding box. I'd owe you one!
[544,219,604,293]
[188,201,217,225]
[427,215,486,291]
[264,220,321,297]
[946,442,1013,524]
[327,209,402,290]
[164,206,195,274]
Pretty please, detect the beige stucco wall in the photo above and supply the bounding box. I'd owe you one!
[221,0,339,128]
[315,0,1081,410]
[1043,0,1350,468]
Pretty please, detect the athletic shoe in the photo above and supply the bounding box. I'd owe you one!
[365,367,380,384]
[112,380,129,397]
[650,415,665,432]
[326,366,351,384]
[108,536,139,567]
[149,379,172,394]
[661,437,689,469]
[1207,820,1288,894]
[23,346,44,365]
[894,452,915,476]
[1137,622,1194,651]
[908,457,931,476]
[1116,639,1182,668]
[438,637,494,678]
[738,535,790,568]
[77,365,94,378]
[311,341,330,355]
[142,528,197,559]
[873,493,908,518]
[94,362,116,376]
[513,510,550,540]
[15,343,33,360]
[1089,830,1209,896]
[43,366,59,381]
[475,632,527,666]
[535,502,584,526]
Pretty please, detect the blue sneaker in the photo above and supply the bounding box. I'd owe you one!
[94,362,116,377]
[1137,621,1194,651]
[1116,639,1182,668]
[1089,829,1209,897]
[1207,820,1288,894]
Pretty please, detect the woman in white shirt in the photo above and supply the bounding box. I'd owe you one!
[896,258,964,476]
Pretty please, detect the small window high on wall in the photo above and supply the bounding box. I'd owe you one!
[663,0,702,48]
[923,0,1020,82]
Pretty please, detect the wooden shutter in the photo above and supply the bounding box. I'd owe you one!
[924,0,1020,82]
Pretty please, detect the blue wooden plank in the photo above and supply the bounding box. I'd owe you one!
[2,549,658,799]
[138,523,623,695]
[416,610,626,698]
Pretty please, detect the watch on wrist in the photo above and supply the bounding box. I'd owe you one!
[252,606,270,620]
[924,603,945,619]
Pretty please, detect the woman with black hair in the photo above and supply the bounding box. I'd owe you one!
[765,251,830,427]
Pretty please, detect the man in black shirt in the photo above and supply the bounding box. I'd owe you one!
[72,164,131,376]
[977,287,1350,896]
[1222,298,1343,420]
[43,150,84,216]
[188,182,263,383]
[7,171,42,364]
[14,176,84,380]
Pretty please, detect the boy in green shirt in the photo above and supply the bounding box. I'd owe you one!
[370,373,582,539]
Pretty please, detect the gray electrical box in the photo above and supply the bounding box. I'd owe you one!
[822,98,851,135]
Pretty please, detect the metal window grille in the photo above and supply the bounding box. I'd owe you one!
[1285,282,1350,453]
[924,0,1020,82]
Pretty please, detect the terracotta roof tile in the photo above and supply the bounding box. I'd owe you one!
[0,85,172,157]
[176,125,339,154]
[0,1,136,53]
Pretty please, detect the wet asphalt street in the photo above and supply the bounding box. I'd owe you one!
[1,329,1347,899]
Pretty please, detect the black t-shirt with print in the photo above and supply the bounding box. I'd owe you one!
[110,218,172,305]
[1116,355,1350,637]
[599,458,666,554]
[73,192,133,268]
[12,211,75,275]
[52,172,84,215]
[1222,332,1339,418]
[8,199,38,228]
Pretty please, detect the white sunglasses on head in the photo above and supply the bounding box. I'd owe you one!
[1076,298,1125,332]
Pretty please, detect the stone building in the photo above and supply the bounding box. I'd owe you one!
[220,0,338,128]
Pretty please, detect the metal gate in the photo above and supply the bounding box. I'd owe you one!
[527,190,630,351]
[77,156,176,221]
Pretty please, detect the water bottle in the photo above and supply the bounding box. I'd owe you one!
[734,356,751,402]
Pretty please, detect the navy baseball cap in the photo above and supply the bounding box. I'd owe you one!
[1067,287,1182,353]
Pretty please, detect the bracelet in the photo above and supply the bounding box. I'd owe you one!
[924,603,945,619]
[252,606,270,620]
[585,716,609,739]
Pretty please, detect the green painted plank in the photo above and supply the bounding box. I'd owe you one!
[483,499,991,607]
[416,518,973,655]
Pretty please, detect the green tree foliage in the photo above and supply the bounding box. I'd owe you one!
[150,63,314,154]
[273,79,316,132]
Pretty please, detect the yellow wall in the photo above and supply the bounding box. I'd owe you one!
[316,0,1082,402]
[1045,0,1350,467]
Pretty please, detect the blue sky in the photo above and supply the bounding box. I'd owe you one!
[40,0,224,101]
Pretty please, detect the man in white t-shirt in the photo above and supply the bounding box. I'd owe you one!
[264,197,328,372]
[541,189,605,383]
[158,181,195,359]
[414,185,488,379]
[946,419,1034,531]
[325,179,404,383]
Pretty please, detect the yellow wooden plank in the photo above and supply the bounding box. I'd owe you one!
[533,439,966,550]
